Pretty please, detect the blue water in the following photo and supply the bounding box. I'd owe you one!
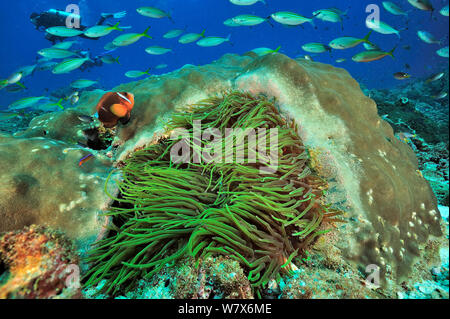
[0,0,448,109]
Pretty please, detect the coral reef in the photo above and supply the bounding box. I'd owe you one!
[0,225,81,299]
[0,133,115,248]
[0,52,446,298]
[365,74,449,206]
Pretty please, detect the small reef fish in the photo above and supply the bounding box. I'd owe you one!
[0,111,20,121]
[425,72,445,83]
[79,154,94,167]
[302,43,331,53]
[69,91,80,105]
[84,22,123,38]
[5,83,26,92]
[329,31,373,50]
[440,5,449,16]
[394,72,411,80]
[38,48,80,59]
[104,42,118,51]
[417,31,441,44]
[271,11,314,26]
[407,0,434,12]
[52,41,78,50]
[229,0,266,5]
[101,55,120,64]
[78,114,94,123]
[363,42,381,51]
[432,91,448,99]
[352,47,396,62]
[155,64,168,70]
[96,92,135,128]
[366,19,401,38]
[336,58,346,63]
[46,26,84,37]
[163,29,185,39]
[145,46,173,55]
[36,61,58,71]
[300,55,314,61]
[179,30,206,44]
[52,57,91,74]
[137,7,172,21]
[312,9,346,29]
[197,35,231,47]
[112,27,152,47]
[71,79,98,89]
[35,98,65,111]
[8,96,47,110]
[232,14,271,26]
[250,46,281,56]
[382,1,408,15]
[125,69,151,78]
[436,46,449,58]
[7,71,23,85]
[397,132,416,143]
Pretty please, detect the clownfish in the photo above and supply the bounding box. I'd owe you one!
[96,91,135,128]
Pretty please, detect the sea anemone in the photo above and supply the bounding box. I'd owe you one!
[83,91,341,297]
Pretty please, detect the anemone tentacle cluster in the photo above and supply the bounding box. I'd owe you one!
[83,91,340,296]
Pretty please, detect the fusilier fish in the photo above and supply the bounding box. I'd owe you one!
[232,14,270,26]
[155,64,168,69]
[179,30,206,44]
[71,79,98,89]
[312,9,345,29]
[432,91,448,99]
[407,0,434,11]
[417,31,441,44]
[229,0,266,5]
[84,22,123,38]
[125,69,151,78]
[0,111,20,121]
[352,47,396,62]
[7,71,23,85]
[52,41,77,50]
[163,29,185,39]
[363,42,381,51]
[271,12,314,26]
[46,26,84,37]
[382,2,408,15]
[145,46,173,55]
[302,43,331,53]
[425,72,445,83]
[329,31,373,49]
[137,7,172,21]
[196,35,231,47]
[113,27,152,47]
[440,5,449,16]
[38,48,80,59]
[250,46,281,56]
[366,19,401,38]
[436,46,449,58]
[52,57,91,74]
[8,96,47,110]
[101,55,120,64]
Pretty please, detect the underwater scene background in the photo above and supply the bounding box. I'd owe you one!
[0,0,448,301]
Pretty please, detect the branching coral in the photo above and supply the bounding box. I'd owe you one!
[83,91,341,297]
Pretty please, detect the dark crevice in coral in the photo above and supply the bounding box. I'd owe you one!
[82,127,114,150]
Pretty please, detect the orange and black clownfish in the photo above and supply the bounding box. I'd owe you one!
[96,92,135,128]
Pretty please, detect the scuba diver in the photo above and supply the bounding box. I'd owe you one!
[30,9,127,44]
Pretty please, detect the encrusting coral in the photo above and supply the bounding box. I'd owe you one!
[83,91,342,297]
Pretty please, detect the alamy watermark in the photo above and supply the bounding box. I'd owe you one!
[65,4,81,29]
[169,120,279,174]
[366,4,381,29]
